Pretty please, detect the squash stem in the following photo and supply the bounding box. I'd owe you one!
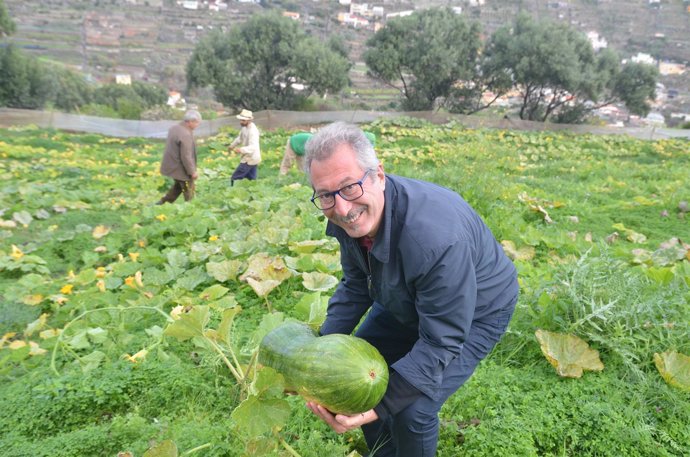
[207,338,244,383]
[279,437,301,457]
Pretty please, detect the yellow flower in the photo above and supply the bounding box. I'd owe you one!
[209,235,219,242]
[60,284,73,294]
[170,305,185,320]
[123,349,148,363]
[128,252,140,262]
[95,267,106,278]
[155,214,167,221]
[138,239,147,248]
[10,244,23,260]
[67,270,75,279]
[135,270,144,287]
[124,276,136,288]
[96,280,106,292]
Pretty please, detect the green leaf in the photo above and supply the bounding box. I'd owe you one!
[302,271,339,292]
[231,395,291,437]
[216,306,242,345]
[293,292,328,327]
[163,306,210,342]
[199,284,229,301]
[253,366,286,398]
[79,350,106,373]
[246,278,281,299]
[143,440,178,457]
[206,259,242,282]
[176,266,209,291]
[13,210,33,226]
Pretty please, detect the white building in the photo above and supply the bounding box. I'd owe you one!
[586,31,608,51]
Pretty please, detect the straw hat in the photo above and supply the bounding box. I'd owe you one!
[236,109,253,120]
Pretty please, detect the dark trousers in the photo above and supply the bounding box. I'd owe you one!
[355,298,517,457]
[159,179,195,204]
[231,162,258,185]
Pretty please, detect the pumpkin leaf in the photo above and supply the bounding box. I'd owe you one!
[143,440,178,457]
[239,253,291,283]
[501,240,536,261]
[246,277,282,299]
[206,259,242,282]
[535,329,604,378]
[231,395,291,437]
[215,306,242,345]
[653,351,690,392]
[163,306,210,342]
[92,225,110,239]
[302,271,339,292]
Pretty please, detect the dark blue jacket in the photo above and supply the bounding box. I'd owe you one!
[320,174,518,400]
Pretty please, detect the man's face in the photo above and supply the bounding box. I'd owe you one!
[309,143,385,239]
[239,119,250,127]
[188,119,200,130]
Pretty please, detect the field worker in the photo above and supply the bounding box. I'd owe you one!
[228,109,261,186]
[303,122,519,457]
[280,131,376,176]
[279,132,312,175]
[157,109,201,204]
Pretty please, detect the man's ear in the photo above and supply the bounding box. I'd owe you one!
[376,164,385,189]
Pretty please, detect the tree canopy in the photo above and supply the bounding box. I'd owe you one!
[0,0,15,37]
[484,13,658,122]
[186,12,350,110]
[364,8,482,111]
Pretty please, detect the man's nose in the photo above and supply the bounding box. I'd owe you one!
[331,193,352,216]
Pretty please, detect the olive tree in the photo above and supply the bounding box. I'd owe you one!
[364,8,483,111]
[186,12,350,110]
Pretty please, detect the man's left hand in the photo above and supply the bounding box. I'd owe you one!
[306,402,378,433]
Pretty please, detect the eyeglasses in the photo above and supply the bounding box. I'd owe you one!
[311,170,372,210]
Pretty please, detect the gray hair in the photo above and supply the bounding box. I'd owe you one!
[183,109,202,122]
[304,122,379,180]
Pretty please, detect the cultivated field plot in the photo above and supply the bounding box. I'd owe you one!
[0,120,688,456]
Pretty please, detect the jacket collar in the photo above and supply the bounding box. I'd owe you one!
[325,175,394,263]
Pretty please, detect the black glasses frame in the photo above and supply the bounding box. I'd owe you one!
[310,169,372,210]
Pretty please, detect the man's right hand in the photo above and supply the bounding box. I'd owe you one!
[191,172,198,180]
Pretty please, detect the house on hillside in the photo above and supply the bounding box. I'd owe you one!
[659,61,686,75]
[115,74,132,85]
[337,12,370,28]
[587,31,607,51]
[283,11,300,20]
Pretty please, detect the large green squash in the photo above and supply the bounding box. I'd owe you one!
[258,321,389,415]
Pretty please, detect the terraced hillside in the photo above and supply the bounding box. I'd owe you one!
[4,0,689,110]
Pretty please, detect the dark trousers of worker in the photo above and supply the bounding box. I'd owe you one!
[159,179,195,204]
[355,298,517,457]
[230,162,258,186]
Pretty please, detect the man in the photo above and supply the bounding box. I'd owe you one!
[280,131,376,176]
[228,109,261,185]
[157,109,201,204]
[303,122,519,457]
[279,131,311,175]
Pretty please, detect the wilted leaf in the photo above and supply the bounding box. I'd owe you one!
[653,351,690,392]
[163,306,210,341]
[22,294,44,306]
[302,271,339,292]
[92,225,110,239]
[246,277,281,298]
[24,313,48,337]
[143,440,178,457]
[501,240,536,261]
[231,395,291,437]
[13,210,33,226]
[240,253,292,283]
[535,329,604,378]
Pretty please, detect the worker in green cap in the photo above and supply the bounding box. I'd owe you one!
[280,130,376,175]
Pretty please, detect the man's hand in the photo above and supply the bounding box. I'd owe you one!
[191,172,198,180]
[306,402,378,434]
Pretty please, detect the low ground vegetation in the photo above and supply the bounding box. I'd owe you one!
[0,119,688,456]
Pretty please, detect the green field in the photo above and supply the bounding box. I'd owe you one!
[0,120,688,456]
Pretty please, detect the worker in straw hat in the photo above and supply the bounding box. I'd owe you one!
[228,109,261,186]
